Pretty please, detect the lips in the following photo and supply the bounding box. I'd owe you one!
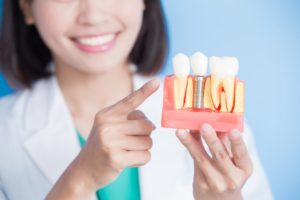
[71,33,118,53]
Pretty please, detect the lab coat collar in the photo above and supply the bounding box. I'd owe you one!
[22,73,159,199]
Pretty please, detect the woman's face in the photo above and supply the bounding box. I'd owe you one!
[23,0,145,74]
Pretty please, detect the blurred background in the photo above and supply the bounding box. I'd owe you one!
[1,0,300,199]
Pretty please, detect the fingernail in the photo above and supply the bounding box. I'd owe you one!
[149,79,159,88]
[177,129,188,140]
[200,123,213,136]
[229,129,240,140]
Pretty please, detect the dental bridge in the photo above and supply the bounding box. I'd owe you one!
[161,52,244,133]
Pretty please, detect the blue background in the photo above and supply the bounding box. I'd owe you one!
[1,0,300,199]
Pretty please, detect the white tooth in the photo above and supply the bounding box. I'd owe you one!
[210,56,225,78]
[190,52,208,76]
[209,56,239,112]
[210,56,239,78]
[172,53,190,109]
[209,56,222,108]
[222,57,239,77]
[103,35,114,43]
[223,57,239,112]
[173,53,190,77]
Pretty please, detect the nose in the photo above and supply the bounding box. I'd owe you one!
[77,0,111,26]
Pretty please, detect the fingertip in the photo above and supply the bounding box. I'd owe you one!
[176,129,188,140]
[200,123,214,136]
[229,129,241,141]
[149,78,160,89]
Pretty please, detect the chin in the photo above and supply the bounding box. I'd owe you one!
[74,59,127,75]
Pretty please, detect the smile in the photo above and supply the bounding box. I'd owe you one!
[72,33,118,53]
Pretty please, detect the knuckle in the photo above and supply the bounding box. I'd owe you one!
[108,153,123,171]
[95,112,107,124]
[210,183,225,194]
[214,150,228,162]
[98,124,111,135]
[101,139,112,154]
[198,182,209,192]
[233,137,244,146]
[194,154,206,165]
[234,148,247,160]
[210,138,219,147]
[123,95,137,108]
[127,110,147,121]
[227,179,239,191]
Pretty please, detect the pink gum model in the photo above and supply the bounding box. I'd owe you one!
[161,75,244,133]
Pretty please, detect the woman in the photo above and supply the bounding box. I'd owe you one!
[0,0,273,199]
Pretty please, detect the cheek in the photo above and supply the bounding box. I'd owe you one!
[118,0,144,29]
[31,2,74,47]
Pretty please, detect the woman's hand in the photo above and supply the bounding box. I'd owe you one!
[46,79,160,200]
[176,124,253,200]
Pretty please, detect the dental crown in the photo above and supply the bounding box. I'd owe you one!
[173,53,190,77]
[190,52,208,76]
[210,56,239,78]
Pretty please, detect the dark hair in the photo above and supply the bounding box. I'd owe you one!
[0,0,169,89]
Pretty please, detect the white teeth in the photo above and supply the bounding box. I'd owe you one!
[190,52,208,76]
[173,53,190,77]
[210,56,239,78]
[77,34,115,46]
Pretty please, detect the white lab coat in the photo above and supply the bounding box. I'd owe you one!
[0,74,273,200]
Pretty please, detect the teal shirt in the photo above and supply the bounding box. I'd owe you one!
[77,131,141,200]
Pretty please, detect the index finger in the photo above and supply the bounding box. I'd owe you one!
[114,78,160,114]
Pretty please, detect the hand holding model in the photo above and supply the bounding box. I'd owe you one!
[166,52,252,200]
[46,79,160,200]
[176,125,253,200]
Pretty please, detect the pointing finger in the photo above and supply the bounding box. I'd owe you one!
[114,79,160,114]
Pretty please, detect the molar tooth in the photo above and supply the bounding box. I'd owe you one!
[223,57,239,112]
[223,77,236,111]
[209,56,239,112]
[210,56,223,109]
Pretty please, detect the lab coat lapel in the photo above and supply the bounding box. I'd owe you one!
[23,76,80,184]
[132,75,175,200]
[133,75,156,200]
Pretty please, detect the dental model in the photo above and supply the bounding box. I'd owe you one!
[162,52,245,132]
[190,52,208,109]
[172,53,190,109]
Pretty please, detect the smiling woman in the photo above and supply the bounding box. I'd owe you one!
[0,0,168,89]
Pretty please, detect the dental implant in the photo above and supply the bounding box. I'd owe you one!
[190,52,208,109]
